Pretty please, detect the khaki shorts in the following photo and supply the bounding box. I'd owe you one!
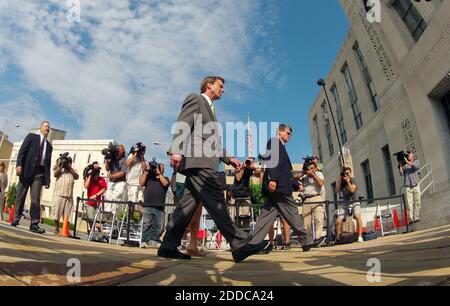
[86,205,98,221]
[337,202,361,221]
[52,195,73,221]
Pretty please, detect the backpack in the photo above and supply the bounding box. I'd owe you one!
[362,231,378,241]
[338,232,357,244]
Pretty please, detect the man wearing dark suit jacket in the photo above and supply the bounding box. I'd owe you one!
[248,124,324,252]
[12,121,53,234]
[158,76,269,262]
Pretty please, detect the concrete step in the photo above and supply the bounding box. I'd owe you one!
[415,187,450,231]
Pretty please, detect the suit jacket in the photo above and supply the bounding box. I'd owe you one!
[16,133,53,186]
[170,93,232,173]
[262,137,298,196]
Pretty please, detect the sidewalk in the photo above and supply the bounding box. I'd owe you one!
[0,220,449,286]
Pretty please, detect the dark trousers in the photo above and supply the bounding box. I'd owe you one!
[142,207,165,242]
[162,168,250,251]
[14,168,44,225]
[249,192,311,246]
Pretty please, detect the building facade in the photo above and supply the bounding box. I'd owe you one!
[309,0,449,204]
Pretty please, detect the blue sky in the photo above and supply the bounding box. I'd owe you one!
[0,0,349,163]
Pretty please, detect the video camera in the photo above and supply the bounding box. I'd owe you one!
[101,142,118,163]
[148,157,161,172]
[130,142,146,155]
[83,162,101,180]
[57,152,72,169]
[302,155,315,172]
[394,151,408,166]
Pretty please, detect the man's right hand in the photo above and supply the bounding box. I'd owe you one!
[170,154,182,172]
[268,181,277,193]
[16,166,22,176]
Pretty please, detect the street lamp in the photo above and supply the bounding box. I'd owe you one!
[317,79,345,167]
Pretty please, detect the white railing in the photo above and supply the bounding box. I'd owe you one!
[419,163,435,195]
[399,162,435,196]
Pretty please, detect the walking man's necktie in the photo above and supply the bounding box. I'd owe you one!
[210,102,216,120]
[37,137,45,165]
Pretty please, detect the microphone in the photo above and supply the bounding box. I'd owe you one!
[317,79,326,86]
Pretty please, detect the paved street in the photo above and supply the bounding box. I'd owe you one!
[0,221,449,286]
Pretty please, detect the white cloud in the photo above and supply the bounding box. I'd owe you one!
[0,0,281,158]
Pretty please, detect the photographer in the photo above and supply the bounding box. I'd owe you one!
[229,157,262,225]
[83,162,107,234]
[104,144,128,213]
[139,161,170,248]
[126,143,147,208]
[300,160,326,243]
[51,153,79,234]
[335,167,363,243]
[399,151,421,224]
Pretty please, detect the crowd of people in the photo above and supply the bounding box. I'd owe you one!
[3,75,423,264]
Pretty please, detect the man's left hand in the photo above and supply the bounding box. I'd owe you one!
[229,158,242,171]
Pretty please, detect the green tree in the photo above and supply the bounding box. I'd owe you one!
[6,183,16,209]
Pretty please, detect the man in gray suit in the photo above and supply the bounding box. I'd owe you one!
[158,76,269,262]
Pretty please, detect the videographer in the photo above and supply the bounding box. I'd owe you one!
[83,162,107,234]
[399,151,421,224]
[51,153,79,234]
[335,167,363,243]
[139,160,170,248]
[126,142,147,208]
[229,157,262,226]
[300,160,326,243]
[104,144,128,213]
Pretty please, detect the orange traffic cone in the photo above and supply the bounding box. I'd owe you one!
[403,210,408,225]
[7,205,15,223]
[393,209,400,228]
[374,216,381,231]
[60,215,70,237]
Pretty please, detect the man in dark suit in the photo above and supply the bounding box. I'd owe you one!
[248,124,324,252]
[12,121,53,234]
[158,76,269,262]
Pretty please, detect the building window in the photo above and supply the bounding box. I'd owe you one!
[353,42,380,112]
[313,115,323,162]
[392,0,427,41]
[382,145,396,196]
[321,101,334,157]
[87,153,91,164]
[361,159,374,202]
[342,63,363,130]
[330,84,348,144]
[442,90,450,132]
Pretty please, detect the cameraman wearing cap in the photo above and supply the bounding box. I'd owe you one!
[139,161,170,248]
[51,153,79,234]
[335,167,363,243]
[300,160,326,244]
[399,151,421,224]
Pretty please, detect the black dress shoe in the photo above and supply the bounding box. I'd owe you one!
[11,221,19,227]
[257,243,274,255]
[29,224,46,234]
[233,240,270,263]
[302,236,325,251]
[157,247,191,260]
